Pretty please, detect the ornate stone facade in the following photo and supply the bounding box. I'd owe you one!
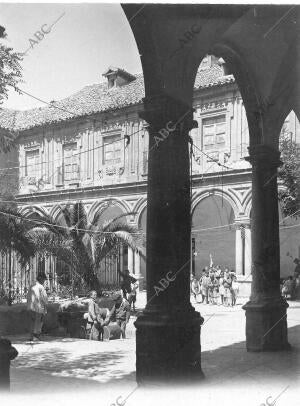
[1,61,299,291]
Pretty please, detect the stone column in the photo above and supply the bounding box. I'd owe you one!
[134,250,142,291]
[135,94,204,383]
[243,144,289,351]
[235,223,243,275]
[244,224,252,275]
[127,247,134,273]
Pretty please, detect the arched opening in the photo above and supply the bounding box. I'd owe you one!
[92,203,128,288]
[190,53,251,279]
[4,209,54,302]
[191,194,235,277]
[279,205,300,279]
[278,110,300,280]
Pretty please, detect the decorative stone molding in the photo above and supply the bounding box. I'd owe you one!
[118,167,125,176]
[199,100,229,112]
[98,164,125,178]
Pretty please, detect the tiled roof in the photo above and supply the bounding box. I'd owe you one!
[0,64,234,132]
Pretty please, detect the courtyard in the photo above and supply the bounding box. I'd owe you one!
[0,3,300,405]
[3,294,300,406]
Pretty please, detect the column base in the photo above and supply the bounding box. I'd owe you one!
[135,305,204,384]
[243,298,290,352]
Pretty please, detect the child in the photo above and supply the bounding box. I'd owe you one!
[223,269,232,307]
[191,276,201,303]
[128,280,139,311]
[218,272,225,305]
[231,272,239,306]
[201,272,210,304]
[208,274,218,305]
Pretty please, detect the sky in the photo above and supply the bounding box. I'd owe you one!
[0,3,142,110]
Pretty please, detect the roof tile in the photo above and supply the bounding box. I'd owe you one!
[0,64,234,132]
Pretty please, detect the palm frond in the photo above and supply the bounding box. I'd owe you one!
[72,201,87,234]
[101,212,137,231]
[60,204,73,229]
[0,209,35,264]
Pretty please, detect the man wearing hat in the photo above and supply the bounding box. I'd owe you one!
[109,292,131,338]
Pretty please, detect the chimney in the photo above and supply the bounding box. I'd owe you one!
[102,67,136,89]
[217,57,232,76]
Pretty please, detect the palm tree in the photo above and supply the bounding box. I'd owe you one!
[0,204,35,305]
[27,201,143,293]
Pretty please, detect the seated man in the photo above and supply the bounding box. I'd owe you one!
[108,292,131,338]
[87,290,110,340]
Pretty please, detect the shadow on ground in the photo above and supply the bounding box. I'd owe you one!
[201,324,300,386]
[9,321,299,394]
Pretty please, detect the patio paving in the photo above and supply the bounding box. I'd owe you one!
[2,294,300,406]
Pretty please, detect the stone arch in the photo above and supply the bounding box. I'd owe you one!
[211,42,262,144]
[244,190,252,219]
[136,201,147,290]
[192,188,240,219]
[88,198,131,224]
[134,197,147,226]
[19,205,48,219]
[49,205,64,223]
[191,191,237,276]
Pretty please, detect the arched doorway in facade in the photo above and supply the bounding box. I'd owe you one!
[279,206,300,279]
[17,208,54,300]
[90,202,128,288]
[192,194,235,277]
[278,109,300,279]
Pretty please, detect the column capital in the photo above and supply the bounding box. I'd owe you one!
[245,144,282,168]
[234,220,251,230]
[139,93,197,133]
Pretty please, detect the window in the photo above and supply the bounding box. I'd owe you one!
[103,134,121,165]
[202,115,226,151]
[25,149,40,179]
[63,143,79,182]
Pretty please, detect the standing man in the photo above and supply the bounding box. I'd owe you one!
[118,269,137,300]
[109,292,131,338]
[128,280,139,311]
[201,271,210,304]
[27,273,48,341]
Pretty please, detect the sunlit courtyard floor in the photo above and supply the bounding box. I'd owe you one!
[4,294,300,406]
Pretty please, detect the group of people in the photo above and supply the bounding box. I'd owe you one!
[26,268,138,342]
[86,290,131,340]
[190,266,239,307]
[83,268,140,340]
[281,258,300,300]
[85,269,139,340]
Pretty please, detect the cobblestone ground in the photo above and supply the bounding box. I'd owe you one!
[3,294,300,406]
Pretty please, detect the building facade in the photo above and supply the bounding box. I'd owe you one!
[0,57,299,295]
